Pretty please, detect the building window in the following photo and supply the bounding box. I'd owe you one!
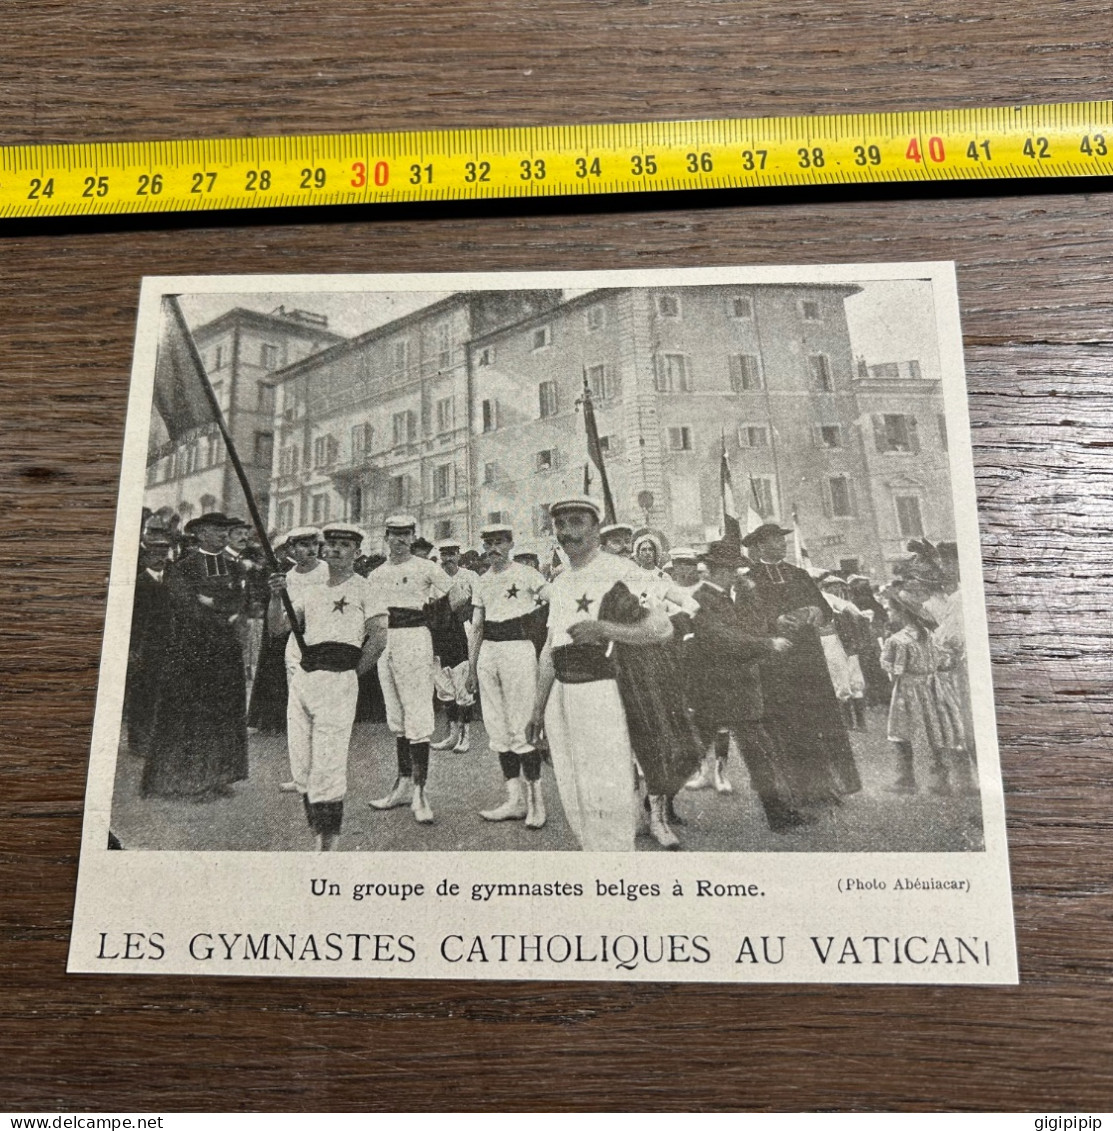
[730,295,753,319]
[392,410,417,446]
[816,424,843,449]
[482,398,500,433]
[313,435,338,468]
[895,494,925,537]
[810,354,833,392]
[873,414,919,453]
[829,476,856,518]
[598,435,612,455]
[349,486,363,523]
[586,363,612,400]
[389,339,410,379]
[277,501,295,530]
[531,325,552,351]
[483,461,498,485]
[909,360,923,379]
[656,354,692,393]
[435,519,453,541]
[350,423,372,461]
[254,431,274,469]
[212,345,225,371]
[739,425,769,449]
[585,304,606,332]
[536,448,558,473]
[533,503,553,536]
[748,476,777,519]
[435,323,451,369]
[200,494,218,513]
[311,493,330,524]
[433,464,453,500]
[801,299,822,321]
[210,380,224,409]
[260,343,280,369]
[258,383,276,415]
[487,510,508,526]
[657,294,681,318]
[728,354,763,392]
[839,557,861,574]
[938,413,948,451]
[538,380,559,419]
[389,476,408,509]
[477,345,495,367]
[279,446,299,476]
[436,396,454,434]
[668,426,693,452]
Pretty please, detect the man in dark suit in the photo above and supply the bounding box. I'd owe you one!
[123,531,173,757]
[687,540,813,833]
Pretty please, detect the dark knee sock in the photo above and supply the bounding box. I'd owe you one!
[411,741,431,787]
[396,736,413,777]
[302,792,316,833]
[519,750,541,782]
[459,705,472,724]
[498,751,522,780]
[714,730,730,761]
[314,800,343,837]
[444,702,459,723]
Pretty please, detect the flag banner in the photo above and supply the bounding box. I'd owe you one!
[70,264,1015,985]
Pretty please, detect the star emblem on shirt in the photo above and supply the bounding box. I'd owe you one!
[505,584,520,600]
[575,593,594,613]
[531,587,545,606]
[332,596,350,614]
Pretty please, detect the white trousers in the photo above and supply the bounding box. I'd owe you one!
[820,635,865,701]
[545,678,636,852]
[379,627,435,742]
[477,639,537,754]
[434,659,475,707]
[287,667,359,804]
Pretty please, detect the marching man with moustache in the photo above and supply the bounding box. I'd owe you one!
[430,539,479,753]
[367,514,453,823]
[467,522,551,828]
[527,496,675,852]
[267,523,388,851]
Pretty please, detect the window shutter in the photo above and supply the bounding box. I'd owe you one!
[907,415,920,453]
[871,414,886,452]
[821,479,832,518]
[729,354,742,391]
[849,478,858,517]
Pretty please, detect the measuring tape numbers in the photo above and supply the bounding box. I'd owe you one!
[2,101,1110,219]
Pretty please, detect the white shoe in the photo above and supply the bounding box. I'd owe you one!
[411,784,435,824]
[453,724,471,753]
[369,776,413,810]
[713,759,733,794]
[648,795,680,850]
[431,724,460,751]
[524,780,547,829]
[278,780,300,793]
[480,778,527,822]
[685,759,713,790]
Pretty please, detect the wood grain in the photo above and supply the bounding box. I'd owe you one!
[3,0,1113,1112]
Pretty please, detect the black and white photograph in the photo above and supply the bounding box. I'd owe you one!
[70,265,1016,983]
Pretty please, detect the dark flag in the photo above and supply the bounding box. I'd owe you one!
[583,461,592,496]
[581,370,617,525]
[150,295,306,652]
[720,435,742,549]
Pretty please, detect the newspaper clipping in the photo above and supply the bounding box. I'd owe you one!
[68,263,1017,983]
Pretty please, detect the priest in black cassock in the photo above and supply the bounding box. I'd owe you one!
[124,531,173,757]
[142,512,248,801]
[740,523,862,806]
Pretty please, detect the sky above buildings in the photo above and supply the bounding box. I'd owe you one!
[177,277,944,378]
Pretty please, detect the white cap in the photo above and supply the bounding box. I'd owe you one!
[548,495,602,521]
[384,514,417,530]
[322,522,366,545]
[670,546,697,561]
[600,522,634,538]
[479,523,514,539]
[436,538,463,551]
[284,526,322,543]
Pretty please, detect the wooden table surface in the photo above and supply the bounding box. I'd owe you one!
[3,0,1112,1113]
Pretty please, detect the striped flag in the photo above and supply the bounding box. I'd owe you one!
[720,437,742,548]
[792,505,812,568]
[581,371,616,525]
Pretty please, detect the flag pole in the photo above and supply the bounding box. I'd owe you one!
[164,296,308,654]
[580,369,617,525]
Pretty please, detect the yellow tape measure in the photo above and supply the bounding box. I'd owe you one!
[3,101,1111,219]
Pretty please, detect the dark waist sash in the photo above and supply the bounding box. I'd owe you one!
[552,643,615,684]
[484,615,531,643]
[389,607,428,629]
[300,642,362,673]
